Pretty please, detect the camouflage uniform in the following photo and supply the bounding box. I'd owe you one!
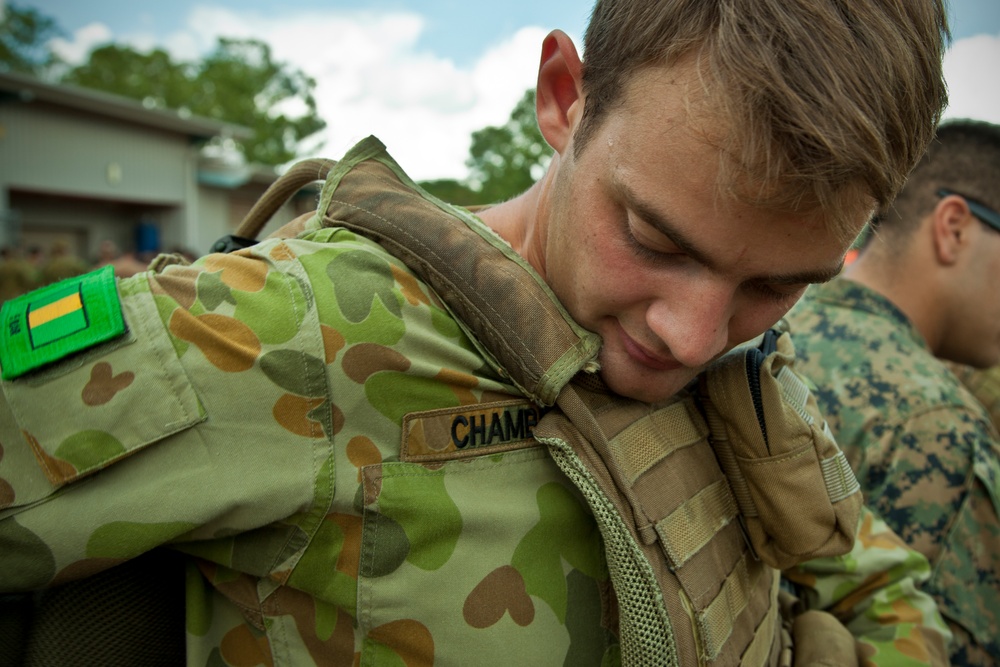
[949,363,1000,434]
[0,253,39,303]
[0,138,950,665]
[787,278,1000,665]
[39,252,90,286]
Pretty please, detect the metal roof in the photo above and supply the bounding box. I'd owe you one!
[0,69,252,141]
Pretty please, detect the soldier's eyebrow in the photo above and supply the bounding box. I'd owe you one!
[757,263,844,286]
[612,177,844,285]
[613,177,720,269]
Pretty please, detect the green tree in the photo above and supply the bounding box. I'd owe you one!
[61,44,191,106]
[195,38,325,166]
[0,2,64,77]
[466,89,552,203]
[63,38,325,166]
[419,179,486,207]
[419,89,552,206]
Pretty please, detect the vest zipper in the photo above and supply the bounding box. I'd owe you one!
[744,329,779,454]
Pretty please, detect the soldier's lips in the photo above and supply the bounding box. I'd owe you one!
[617,324,682,371]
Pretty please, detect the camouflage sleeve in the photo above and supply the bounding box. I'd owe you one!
[784,506,952,667]
[0,247,334,592]
[860,405,995,561]
[947,362,1000,435]
[850,379,1000,661]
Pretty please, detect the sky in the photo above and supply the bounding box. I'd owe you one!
[17,0,1000,181]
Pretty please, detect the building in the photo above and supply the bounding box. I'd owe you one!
[0,70,319,266]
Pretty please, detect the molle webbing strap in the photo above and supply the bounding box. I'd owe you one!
[608,401,703,485]
[772,368,860,504]
[655,480,738,569]
[698,550,766,659]
[821,453,859,504]
[536,382,781,666]
[775,367,858,501]
[743,574,783,667]
[702,401,758,520]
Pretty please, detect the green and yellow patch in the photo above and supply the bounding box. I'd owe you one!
[0,265,126,380]
[27,283,88,345]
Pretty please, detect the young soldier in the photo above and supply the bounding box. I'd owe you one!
[787,119,1000,665]
[0,1,951,664]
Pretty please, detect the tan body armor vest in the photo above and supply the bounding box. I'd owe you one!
[227,140,863,666]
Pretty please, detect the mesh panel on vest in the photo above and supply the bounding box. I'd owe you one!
[19,549,186,667]
[546,444,679,667]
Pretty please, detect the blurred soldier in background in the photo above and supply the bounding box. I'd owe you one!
[0,246,39,303]
[787,118,1000,665]
[39,240,89,285]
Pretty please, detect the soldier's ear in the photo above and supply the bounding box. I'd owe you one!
[932,193,976,265]
[536,30,584,155]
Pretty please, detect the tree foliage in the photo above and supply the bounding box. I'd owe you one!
[61,44,188,104]
[2,1,549,185]
[62,38,325,166]
[420,89,552,206]
[0,2,64,77]
[419,179,485,207]
[465,89,552,203]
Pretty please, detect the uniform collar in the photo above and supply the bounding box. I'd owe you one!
[803,278,929,351]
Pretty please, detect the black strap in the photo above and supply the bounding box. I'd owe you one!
[209,234,259,254]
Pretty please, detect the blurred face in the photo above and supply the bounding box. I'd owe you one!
[536,66,857,403]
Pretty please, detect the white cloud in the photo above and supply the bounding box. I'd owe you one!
[49,22,114,64]
[943,32,1000,124]
[43,5,567,180]
[340,25,548,181]
[169,7,548,180]
[42,2,1000,179]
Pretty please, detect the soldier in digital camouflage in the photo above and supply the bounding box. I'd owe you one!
[787,119,1000,665]
[950,362,1000,433]
[0,1,956,665]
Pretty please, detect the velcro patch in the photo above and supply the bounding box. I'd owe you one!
[0,265,125,380]
[401,399,548,462]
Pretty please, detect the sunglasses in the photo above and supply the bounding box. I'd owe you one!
[937,188,1000,233]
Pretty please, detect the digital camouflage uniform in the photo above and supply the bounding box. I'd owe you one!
[949,363,1000,434]
[0,138,951,665]
[787,278,1000,665]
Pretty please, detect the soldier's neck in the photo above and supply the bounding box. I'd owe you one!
[476,174,551,281]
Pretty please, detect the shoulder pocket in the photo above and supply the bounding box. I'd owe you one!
[0,275,203,512]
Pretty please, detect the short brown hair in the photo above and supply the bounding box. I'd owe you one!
[877,119,1000,241]
[577,0,950,238]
